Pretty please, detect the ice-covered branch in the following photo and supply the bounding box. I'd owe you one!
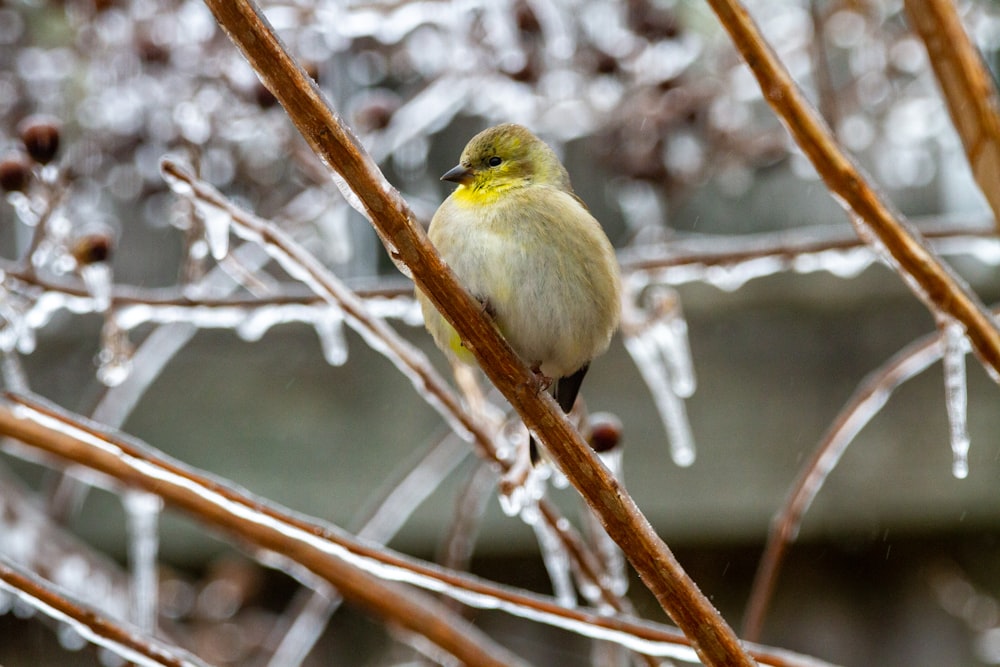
[905,0,1000,233]
[742,327,952,640]
[160,158,496,460]
[619,219,1000,286]
[0,392,838,667]
[0,556,208,667]
[0,392,530,667]
[705,0,1000,382]
[3,219,997,349]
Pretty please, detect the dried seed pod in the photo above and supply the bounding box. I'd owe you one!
[0,151,32,192]
[71,232,114,266]
[18,116,61,165]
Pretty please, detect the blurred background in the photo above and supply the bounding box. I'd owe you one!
[2,0,1000,665]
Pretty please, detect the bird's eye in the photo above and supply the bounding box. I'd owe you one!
[487,156,502,167]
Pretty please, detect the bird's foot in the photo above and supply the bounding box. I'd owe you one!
[474,294,497,320]
[529,362,553,392]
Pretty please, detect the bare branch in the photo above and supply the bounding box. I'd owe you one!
[704,0,1000,382]
[905,0,1000,232]
[743,327,950,640]
[0,557,208,667]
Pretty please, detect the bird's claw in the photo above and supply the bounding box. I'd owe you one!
[529,363,553,392]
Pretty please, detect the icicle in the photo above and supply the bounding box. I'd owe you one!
[197,200,232,261]
[647,295,696,398]
[124,491,162,634]
[531,512,577,607]
[623,331,696,467]
[314,307,348,366]
[623,283,697,466]
[79,262,112,312]
[941,319,971,479]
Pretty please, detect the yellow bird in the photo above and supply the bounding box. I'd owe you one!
[416,123,622,459]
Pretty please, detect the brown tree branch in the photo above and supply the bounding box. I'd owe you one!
[198,2,755,664]
[905,0,1000,233]
[704,0,1000,382]
[0,393,530,667]
[0,557,208,667]
[741,330,942,641]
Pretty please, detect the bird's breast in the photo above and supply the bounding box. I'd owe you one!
[428,189,620,378]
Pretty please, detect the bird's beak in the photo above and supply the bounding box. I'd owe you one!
[440,163,474,185]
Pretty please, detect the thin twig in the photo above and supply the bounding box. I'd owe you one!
[905,0,1000,233]
[0,557,209,667]
[742,327,949,640]
[3,219,996,316]
[705,0,1000,382]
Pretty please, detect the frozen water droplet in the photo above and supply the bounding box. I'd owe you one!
[498,486,525,517]
[58,623,87,651]
[98,356,132,387]
[12,597,35,619]
[79,262,112,311]
[98,647,127,667]
[6,191,39,226]
[314,308,348,366]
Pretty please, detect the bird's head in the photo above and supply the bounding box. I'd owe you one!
[441,123,571,196]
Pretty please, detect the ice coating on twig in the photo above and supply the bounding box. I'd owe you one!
[264,584,337,667]
[941,319,971,479]
[79,262,112,312]
[591,444,629,599]
[0,559,208,667]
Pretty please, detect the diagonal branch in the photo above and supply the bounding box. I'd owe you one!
[905,0,1000,233]
[705,0,1000,382]
[0,393,530,667]
[0,557,209,667]
[199,1,754,664]
[742,330,944,641]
